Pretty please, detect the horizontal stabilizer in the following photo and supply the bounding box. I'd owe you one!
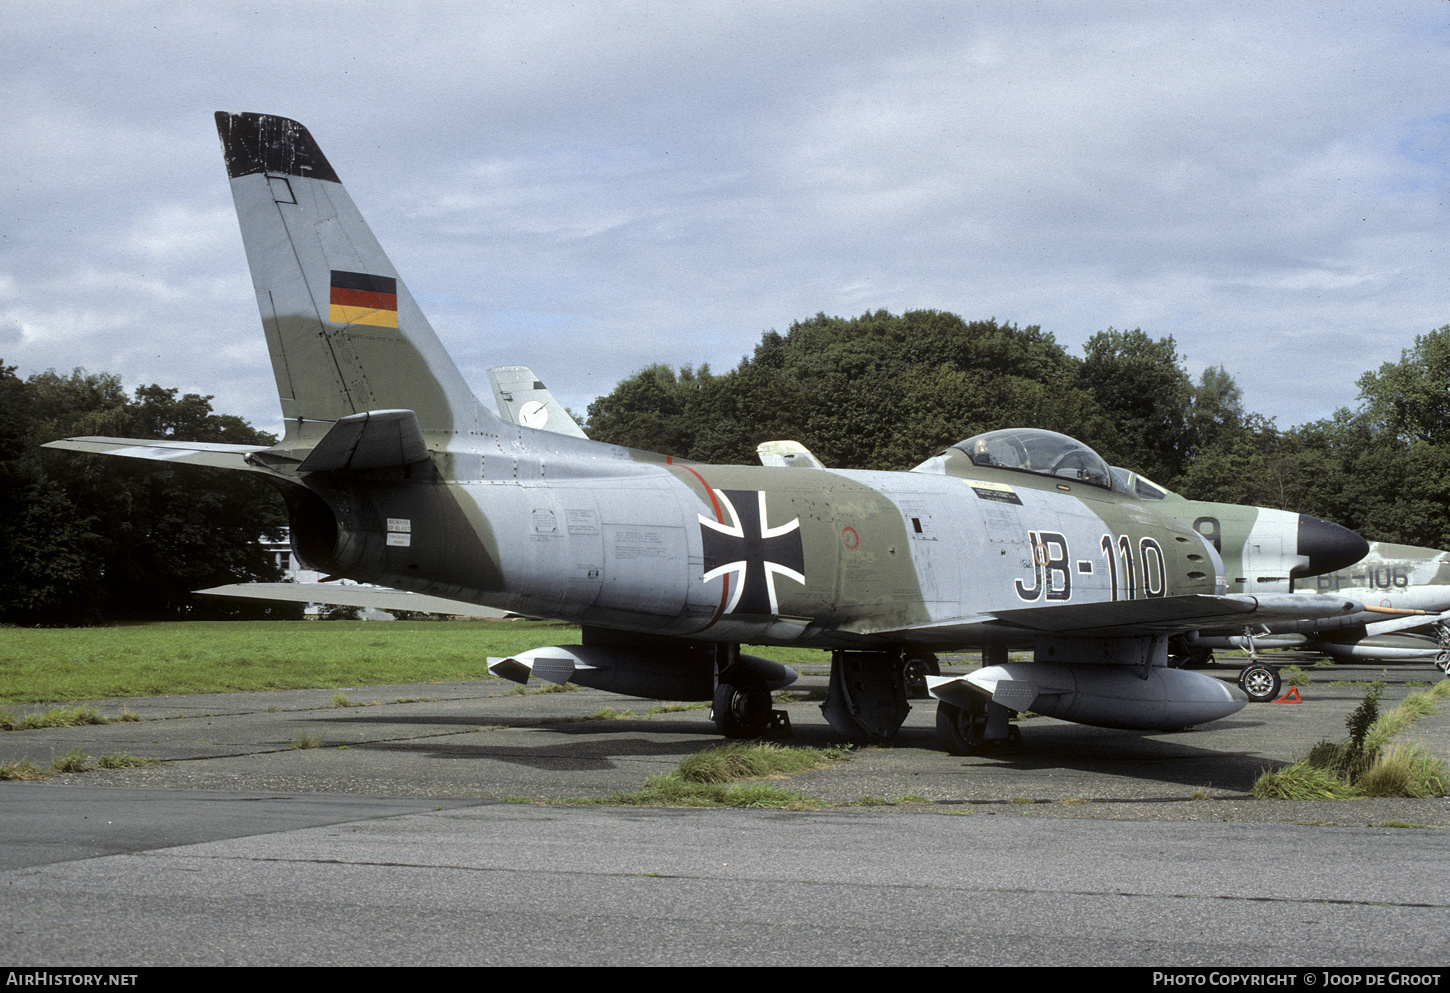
[198,583,509,618]
[42,437,269,473]
[297,409,429,472]
[487,366,588,439]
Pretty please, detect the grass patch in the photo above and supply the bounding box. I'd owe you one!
[646,703,710,715]
[0,706,139,731]
[1356,744,1450,798]
[330,692,356,708]
[508,682,578,695]
[0,750,156,779]
[0,620,825,710]
[0,619,581,704]
[48,750,88,773]
[674,741,850,784]
[94,753,156,769]
[1281,665,1311,688]
[290,733,323,749]
[1254,681,1450,799]
[578,742,850,809]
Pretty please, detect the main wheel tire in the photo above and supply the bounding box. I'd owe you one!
[936,697,996,756]
[902,653,941,698]
[712,680,772,738]
[1237,662,1281,703]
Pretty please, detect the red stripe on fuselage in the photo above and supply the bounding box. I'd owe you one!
[670,457,729,626]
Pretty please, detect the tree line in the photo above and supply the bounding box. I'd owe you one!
[0,363,294,625]
[587,311,1450,551]
[4,312,1447,623]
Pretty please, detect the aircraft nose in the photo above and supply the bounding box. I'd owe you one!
[1294,514,1369,577]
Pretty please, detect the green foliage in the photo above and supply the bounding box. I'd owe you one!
[49,749,88,773]
[591,743,848,808]
[1252,761,1362,800]
[0,705,123,731]
[0,363,291,624]
[1358,326,1450,446]
[588,311,1130,471]
[1253,681,1449,800]
[1077,328,1194,482]
[1345,680,1384,760]
[1278,665,1311,688]
[94,753,155,770]
[673,742,848,784]
[1356,744,1450,798]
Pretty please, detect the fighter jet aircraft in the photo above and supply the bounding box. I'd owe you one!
[480,370,1373,699]
[1187,542,1450,671]
[47,112,1369,754]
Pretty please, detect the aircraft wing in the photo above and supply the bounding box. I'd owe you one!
[197,583,511,618]
[873,592,1363,645]
[44,437,270,473]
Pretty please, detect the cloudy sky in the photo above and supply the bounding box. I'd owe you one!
[3,1,1447,442]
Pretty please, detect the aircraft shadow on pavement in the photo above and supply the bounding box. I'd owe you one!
[336,724,757,772]
[304,707,1282,792]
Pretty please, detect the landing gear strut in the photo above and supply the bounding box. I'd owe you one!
[936,695,1020,756]
[1235,626,1281,703]
[711,644,790,738]
[902,653,940,698]
[1435,621,1450,679]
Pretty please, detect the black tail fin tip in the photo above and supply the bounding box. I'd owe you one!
[215,111,340,184]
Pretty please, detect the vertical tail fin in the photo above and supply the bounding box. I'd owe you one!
[215,112,484,446]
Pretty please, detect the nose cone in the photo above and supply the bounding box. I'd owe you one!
[1294,514,1369,577]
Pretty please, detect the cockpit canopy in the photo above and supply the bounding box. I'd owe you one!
[949,429,1113,489]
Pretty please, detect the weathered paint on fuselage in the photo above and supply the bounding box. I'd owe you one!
[297,430,1223,652]
[1308,542,1450,597]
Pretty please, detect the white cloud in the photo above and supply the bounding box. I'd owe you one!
[1,0,1446,435]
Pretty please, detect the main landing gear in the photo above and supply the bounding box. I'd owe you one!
[935,694,1022,756]
[712,678,781,738]
[710,645,791,739]
[902,653,940,698]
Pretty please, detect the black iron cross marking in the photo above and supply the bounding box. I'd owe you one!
[699,489,806,615]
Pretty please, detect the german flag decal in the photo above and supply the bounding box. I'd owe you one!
[329,270,398,328]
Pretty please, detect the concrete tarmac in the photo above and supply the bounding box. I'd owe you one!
[3,658,1450,966]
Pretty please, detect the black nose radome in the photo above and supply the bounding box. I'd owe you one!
[1294,514,1370,577]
